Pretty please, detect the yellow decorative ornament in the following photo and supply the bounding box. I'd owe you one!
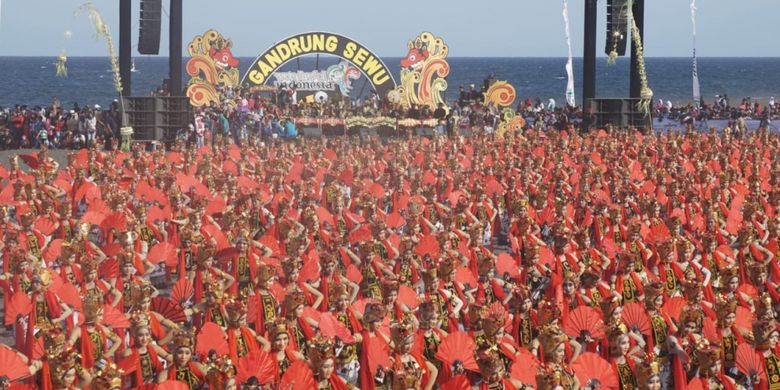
[78,3,123,93]
[186,29,241,108]
[393,32,450,111]
[483,81,516,108]
[56,50,68,78]
[628,0,653,116]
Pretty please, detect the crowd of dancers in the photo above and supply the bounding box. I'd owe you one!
[1,125,780,389]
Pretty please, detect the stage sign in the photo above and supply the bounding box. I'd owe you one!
[241,32,397,98]
[393,32,450,111]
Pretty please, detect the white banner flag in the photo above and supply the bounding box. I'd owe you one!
[563,0,576,107]
[691,0,701,106]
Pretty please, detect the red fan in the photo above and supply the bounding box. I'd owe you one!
[435,332,479,372]
[702,317,719,344]
[102,304,131,328]
[156,380,190,390]
[237,350,278,384]
[441,375,472,390]
[150,297,187,323]
[203,224,229,250]
[205,196,227,216]
[397,285,420,309]
[43,239,63,262]
[34,218,57,236]
[735,306,754,332]
[279,360,317,390]
[298,257,320,284]
[98,258,119,279]
[101,242,121,257]
[349,298,379,316]
[80,210,106,226]
[18,154,39,169]
[101,212,127,232]
[571,352,619,388]
[148,242,177,266]
[510,348,540,385]
[171,278,194,304]
[385,211,405,229]
[660,296,687,323]
[621,302,652,336]
[8,385,35,390]
[319,313,355,343]
[4,292,32,325]
[0,345,31,380]
[345,264,362,284]
[454,267,477,287]
[196,322,228,356]
[736,343,766,378]
[365,335,392,377]
[496,253,519,279]
[415,235,441,258]
[564,306,606,340]
[222,160,238,176]
[147,206,172,222]
[302,307,322,323]
[56,283,83,311]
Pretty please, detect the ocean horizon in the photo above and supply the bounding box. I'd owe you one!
[1,56,778,108]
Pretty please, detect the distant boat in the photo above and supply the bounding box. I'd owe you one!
[131,60,138,73]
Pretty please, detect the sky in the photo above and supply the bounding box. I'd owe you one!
[0,0,778,57]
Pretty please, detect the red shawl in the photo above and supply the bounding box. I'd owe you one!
[79,324,107,369]
[131,345,162,386]
[228,326,258,363]
[26,291,62,358]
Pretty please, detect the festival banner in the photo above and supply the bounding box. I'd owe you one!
[186,29,241,107]
[241,32,397,99]
[563,0,576,107]
[691,0,701,107]
[392,32,450,110]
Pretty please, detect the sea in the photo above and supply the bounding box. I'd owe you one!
[0,56,778,109]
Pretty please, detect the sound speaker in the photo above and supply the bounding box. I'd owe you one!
[138,0,162,55]
[606,0,628,57]
[589,98,651,129]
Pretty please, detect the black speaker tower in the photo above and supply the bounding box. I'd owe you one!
[138,0,162,55]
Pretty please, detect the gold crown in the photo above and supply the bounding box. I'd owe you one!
[679,308,703,328]
[391,360,424,390]
[281,258,302,277]
[307,336,336,372]
[539,325,567,361]
[129,310,151,330]
[33,267,53,287]
[418,301,440,325]
[697,347,722,378]
[714,297,738,323]
[92,363,124,390]
[256,264,277,284]
[283,291,306,313]
[82,298,103,322]
[421,267,439,286]
[381,279,400,296]
[756,293,775,320]
[437,258,456,276]
[536,364,565,390]
[607,324,629,357]
[635,353,662,384]
[476,347,505,377]
[482,304,507,337]
[390,313,417,347]
[537,300,561,325]
[600,296,622,318]
[197,245,217,265]
[328,283,350,303]
[204,354,236,389]
[50,349,82,388]
[749,261,769,280]
[363,302,387,324]
[172,329,195,351]
[207,279,226,298]
[267,319,290,339]
[43,328,68,360]
[225,299,248,326]
[20,212,34,226]
[80,254,100,274]
[643,282,664,309]
[477,255,496,274]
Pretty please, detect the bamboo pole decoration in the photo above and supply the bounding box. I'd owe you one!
[628,0,653,115]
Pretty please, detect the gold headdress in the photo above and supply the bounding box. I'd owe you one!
[33,267,53,287]
[390,313,417,347]
[418,301,440,326]
[20,212,34,226]
[719,266,739,287]
[255,264,277,285]
[635,353,662,384]
[268,319,290,340]
[600,296,622,319]
[284,291,306,315]
[644,282,664,310]
[204,354,236,389]
[482,304,507,338]
[714,298,738,325]
[82,298,103,323]
[679,308,703,328]
[421,267,438,286]
[225,299,248,327]
[362,302,387,324]
[381,279,400,298]
[539,325,568,361]
[391,360,424,390]
[49,349,81,388]
[92,363,124,390]
[476,347,505,379]
[607,324,629,357]
[307,336,336,373]
[80,254,100,275]
[129,310,151,330]
[537,300,562,325]
[172,329,196,351]
[43,328,69,360]
[328,283,351,305]
[756,293,775,320]
[697,347,722,378]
